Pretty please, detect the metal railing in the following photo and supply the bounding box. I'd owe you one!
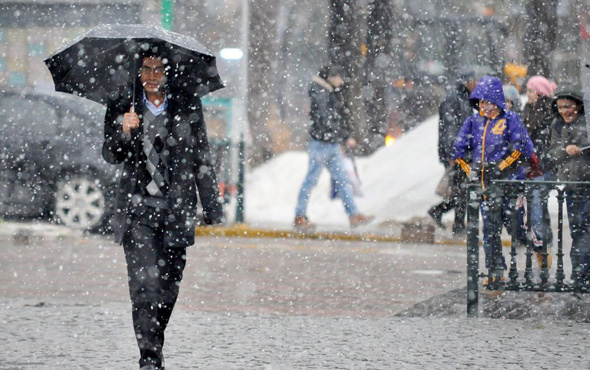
[467,180,590,317]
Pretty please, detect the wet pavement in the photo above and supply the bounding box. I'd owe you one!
[1,222,590,369]
[0,223,466,317]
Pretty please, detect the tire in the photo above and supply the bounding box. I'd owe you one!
[54,175,108,231]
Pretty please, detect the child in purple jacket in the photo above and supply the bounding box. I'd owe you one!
[451,76,541,281]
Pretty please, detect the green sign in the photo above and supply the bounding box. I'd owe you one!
[162,0,173,30]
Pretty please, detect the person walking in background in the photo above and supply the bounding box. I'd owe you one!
[103,50,224,369]
[427,68,477,235]
[547,81,590,287]
[294,65,373,231]
[451,76,540,282]
[522,76,557,267]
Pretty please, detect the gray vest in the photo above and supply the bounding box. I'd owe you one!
[140,108,170,208]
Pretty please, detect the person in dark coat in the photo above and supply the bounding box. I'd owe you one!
[524,76,557,167]
[427,69,476,234]
[547,81,590,286]
[103,50,223,370]
[522,75,557,266]
[294,65,373,230]
[451,76,540,281]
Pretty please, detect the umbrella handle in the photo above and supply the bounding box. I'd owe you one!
[132,63,137,112]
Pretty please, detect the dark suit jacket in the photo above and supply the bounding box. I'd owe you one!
[102,90,223,247]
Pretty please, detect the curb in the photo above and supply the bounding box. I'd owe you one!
[195,224,403,243]
[195,224,473,245]
[196,224,516,247]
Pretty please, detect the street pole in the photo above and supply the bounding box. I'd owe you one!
[235,135,246,223]
[241,0,249,101]
[162,0,173,30]
[235,0,249,223]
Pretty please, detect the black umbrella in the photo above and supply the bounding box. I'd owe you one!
[44,24,224,104]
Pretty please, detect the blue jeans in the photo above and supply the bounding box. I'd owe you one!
[295,140,358,218]
[529,174,554,250]
[565,188,590,281]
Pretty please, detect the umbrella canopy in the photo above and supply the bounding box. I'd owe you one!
[44,24,224,104]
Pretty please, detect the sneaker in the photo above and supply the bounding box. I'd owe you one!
[294,216,316,232]
[427,208,446,229]
[349,214,374,228]
[535,252,552,269]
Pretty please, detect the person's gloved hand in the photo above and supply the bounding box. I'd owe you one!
[456,158,471,178]
[526,152,544,179]
[497,150,521,172]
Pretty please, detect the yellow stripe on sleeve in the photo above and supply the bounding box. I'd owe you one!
[456,158,471,177]
[498,150,521,170]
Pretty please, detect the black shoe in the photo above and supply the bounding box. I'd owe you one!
[140,364,164,370]
[427,208,446,229]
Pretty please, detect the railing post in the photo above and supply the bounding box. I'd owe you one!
[555,187,566,290]
[569,188,582,291]
[524,184,535,289]
[467,185,480,318]
[507,184,520,290]
[539,185,550,289]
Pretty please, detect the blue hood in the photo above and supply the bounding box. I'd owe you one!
[469,75,506,111]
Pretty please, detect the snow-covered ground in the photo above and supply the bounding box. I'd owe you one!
[244,115,446,229]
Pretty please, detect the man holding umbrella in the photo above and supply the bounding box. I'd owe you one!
[46,25,224,369]
[102,48,223,369]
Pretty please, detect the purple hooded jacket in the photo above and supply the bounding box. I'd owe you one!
[451,76,535,186]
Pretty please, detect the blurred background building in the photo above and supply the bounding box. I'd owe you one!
[0,1,147,90]
[1,0,588,161]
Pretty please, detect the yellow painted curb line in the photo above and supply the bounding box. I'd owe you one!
[196,225,515,247]
[437,238,513,247]
[195,224,403,243]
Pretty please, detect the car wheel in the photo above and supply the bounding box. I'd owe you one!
[54,176,107,231]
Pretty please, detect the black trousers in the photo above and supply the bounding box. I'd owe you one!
[123,207,187,369]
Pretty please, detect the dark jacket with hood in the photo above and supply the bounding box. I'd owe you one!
[308,76,352,143]
[547,82,590,182]
[522,95,554,169]
[438,83,474,165]
[102,87,223,247]
[451,76,535,188]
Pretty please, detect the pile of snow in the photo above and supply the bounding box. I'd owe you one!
[244,115,446,228]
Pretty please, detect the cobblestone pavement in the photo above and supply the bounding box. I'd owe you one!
[2,298,590,370]
[1,223,590,369]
